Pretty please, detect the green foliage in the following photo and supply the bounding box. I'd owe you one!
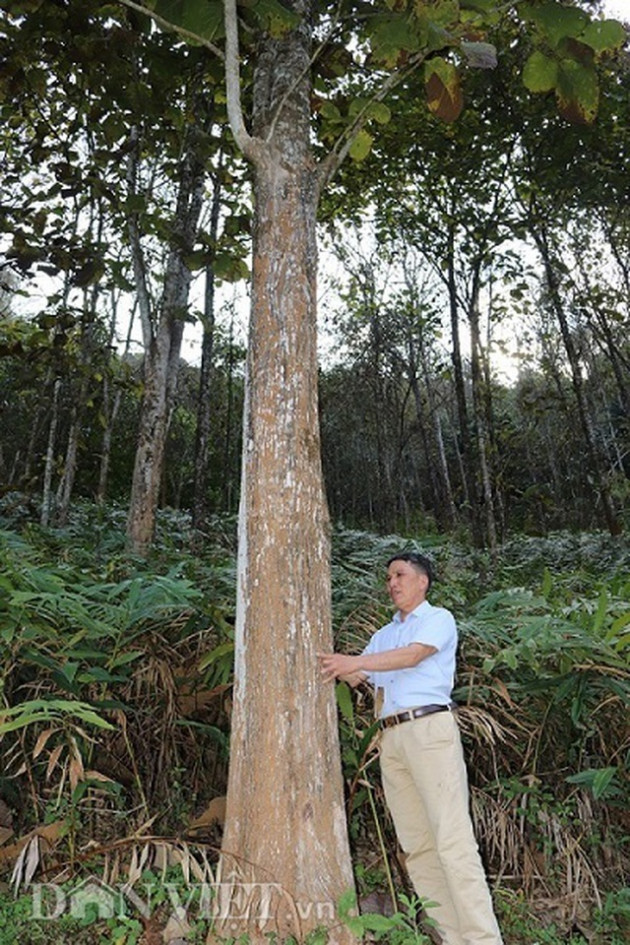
[519,2,626,122]
[338,888,434,943]
[0,509,628,941]
[0,512,234,837]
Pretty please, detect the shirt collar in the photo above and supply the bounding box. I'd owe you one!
[393,599,430,623]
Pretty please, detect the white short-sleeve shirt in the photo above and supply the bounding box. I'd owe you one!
[362,599,457,718]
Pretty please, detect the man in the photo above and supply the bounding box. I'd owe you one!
[318,551,503,945]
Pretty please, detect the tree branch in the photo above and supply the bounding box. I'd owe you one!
[223,0,258,160]
[116,0,225,60]
[317,50,430,190]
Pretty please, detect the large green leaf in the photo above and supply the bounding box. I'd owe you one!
[349,128,374,162]
[521,1,589,48]
[242,0,301,37]
[555,58,599,125]
[368,13,424,67]
[522,50,558,93]
[149,0,224,40]
[581,19,628,55]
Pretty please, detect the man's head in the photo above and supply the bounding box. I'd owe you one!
[385,552,435,617]
[386,552,434,589]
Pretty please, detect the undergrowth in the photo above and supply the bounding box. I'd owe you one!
[0,499,628,943]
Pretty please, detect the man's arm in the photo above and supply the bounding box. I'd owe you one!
[318,642,437,684]
[338,670,369,688]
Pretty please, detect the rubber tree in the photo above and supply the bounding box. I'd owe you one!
[213,1,357,938]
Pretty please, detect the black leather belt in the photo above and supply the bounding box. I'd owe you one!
[381,702,457,729]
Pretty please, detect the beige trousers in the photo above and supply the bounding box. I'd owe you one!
[380,711,503,945]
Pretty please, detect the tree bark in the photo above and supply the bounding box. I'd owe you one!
[219,1,355,940]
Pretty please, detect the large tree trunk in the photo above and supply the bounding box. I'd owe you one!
[219,2,355,940]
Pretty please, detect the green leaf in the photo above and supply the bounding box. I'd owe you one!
[367,101,392,125]
[335,682,354,722]
[348,98,391,127]
[555,58,599,124]
[0,699,114,734]
[566,766,619,800]
[460,0,497,12]
[108,649,145,668]
[182,0,224,41]
[245,0,301,38]
[581,19,627,55]
[359,913,397,932]
[522,50,558,93]
[348,129,374,162]
[336,888,357,919]
[198,640,235,671]
[319,100,342,122]
[368,14,423,68]
[148,1,224,42]
[592,587,608,636]
[608,611,630,641]
[521,2,589,48]
[60,661,80,683]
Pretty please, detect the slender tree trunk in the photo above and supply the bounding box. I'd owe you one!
[535,225,622,535]
[97,378,122,503]
[468,295,498,555]
[416,327,458,530]
[98,292,135,503]
[446,226,482,543]
[193,172,222,530]
[41,377,61,527]
[222,309,238,512]
[126,123,206,554]
[55,398,82,525]
[220,2,355,939]
[408,354,443,519]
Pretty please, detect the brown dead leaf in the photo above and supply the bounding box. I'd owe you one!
[161,908,191,943]
[0,827,14,846]
[187,796,226,834]
[176,683,231,717]
[0,821,65,866]
[32,727,56,759]
[46,743,65,779]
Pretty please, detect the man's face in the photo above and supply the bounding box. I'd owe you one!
[386,559,429,617]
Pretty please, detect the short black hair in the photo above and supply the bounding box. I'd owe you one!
[386,551,435,590]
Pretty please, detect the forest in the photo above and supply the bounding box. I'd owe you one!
[0,0,629,943]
